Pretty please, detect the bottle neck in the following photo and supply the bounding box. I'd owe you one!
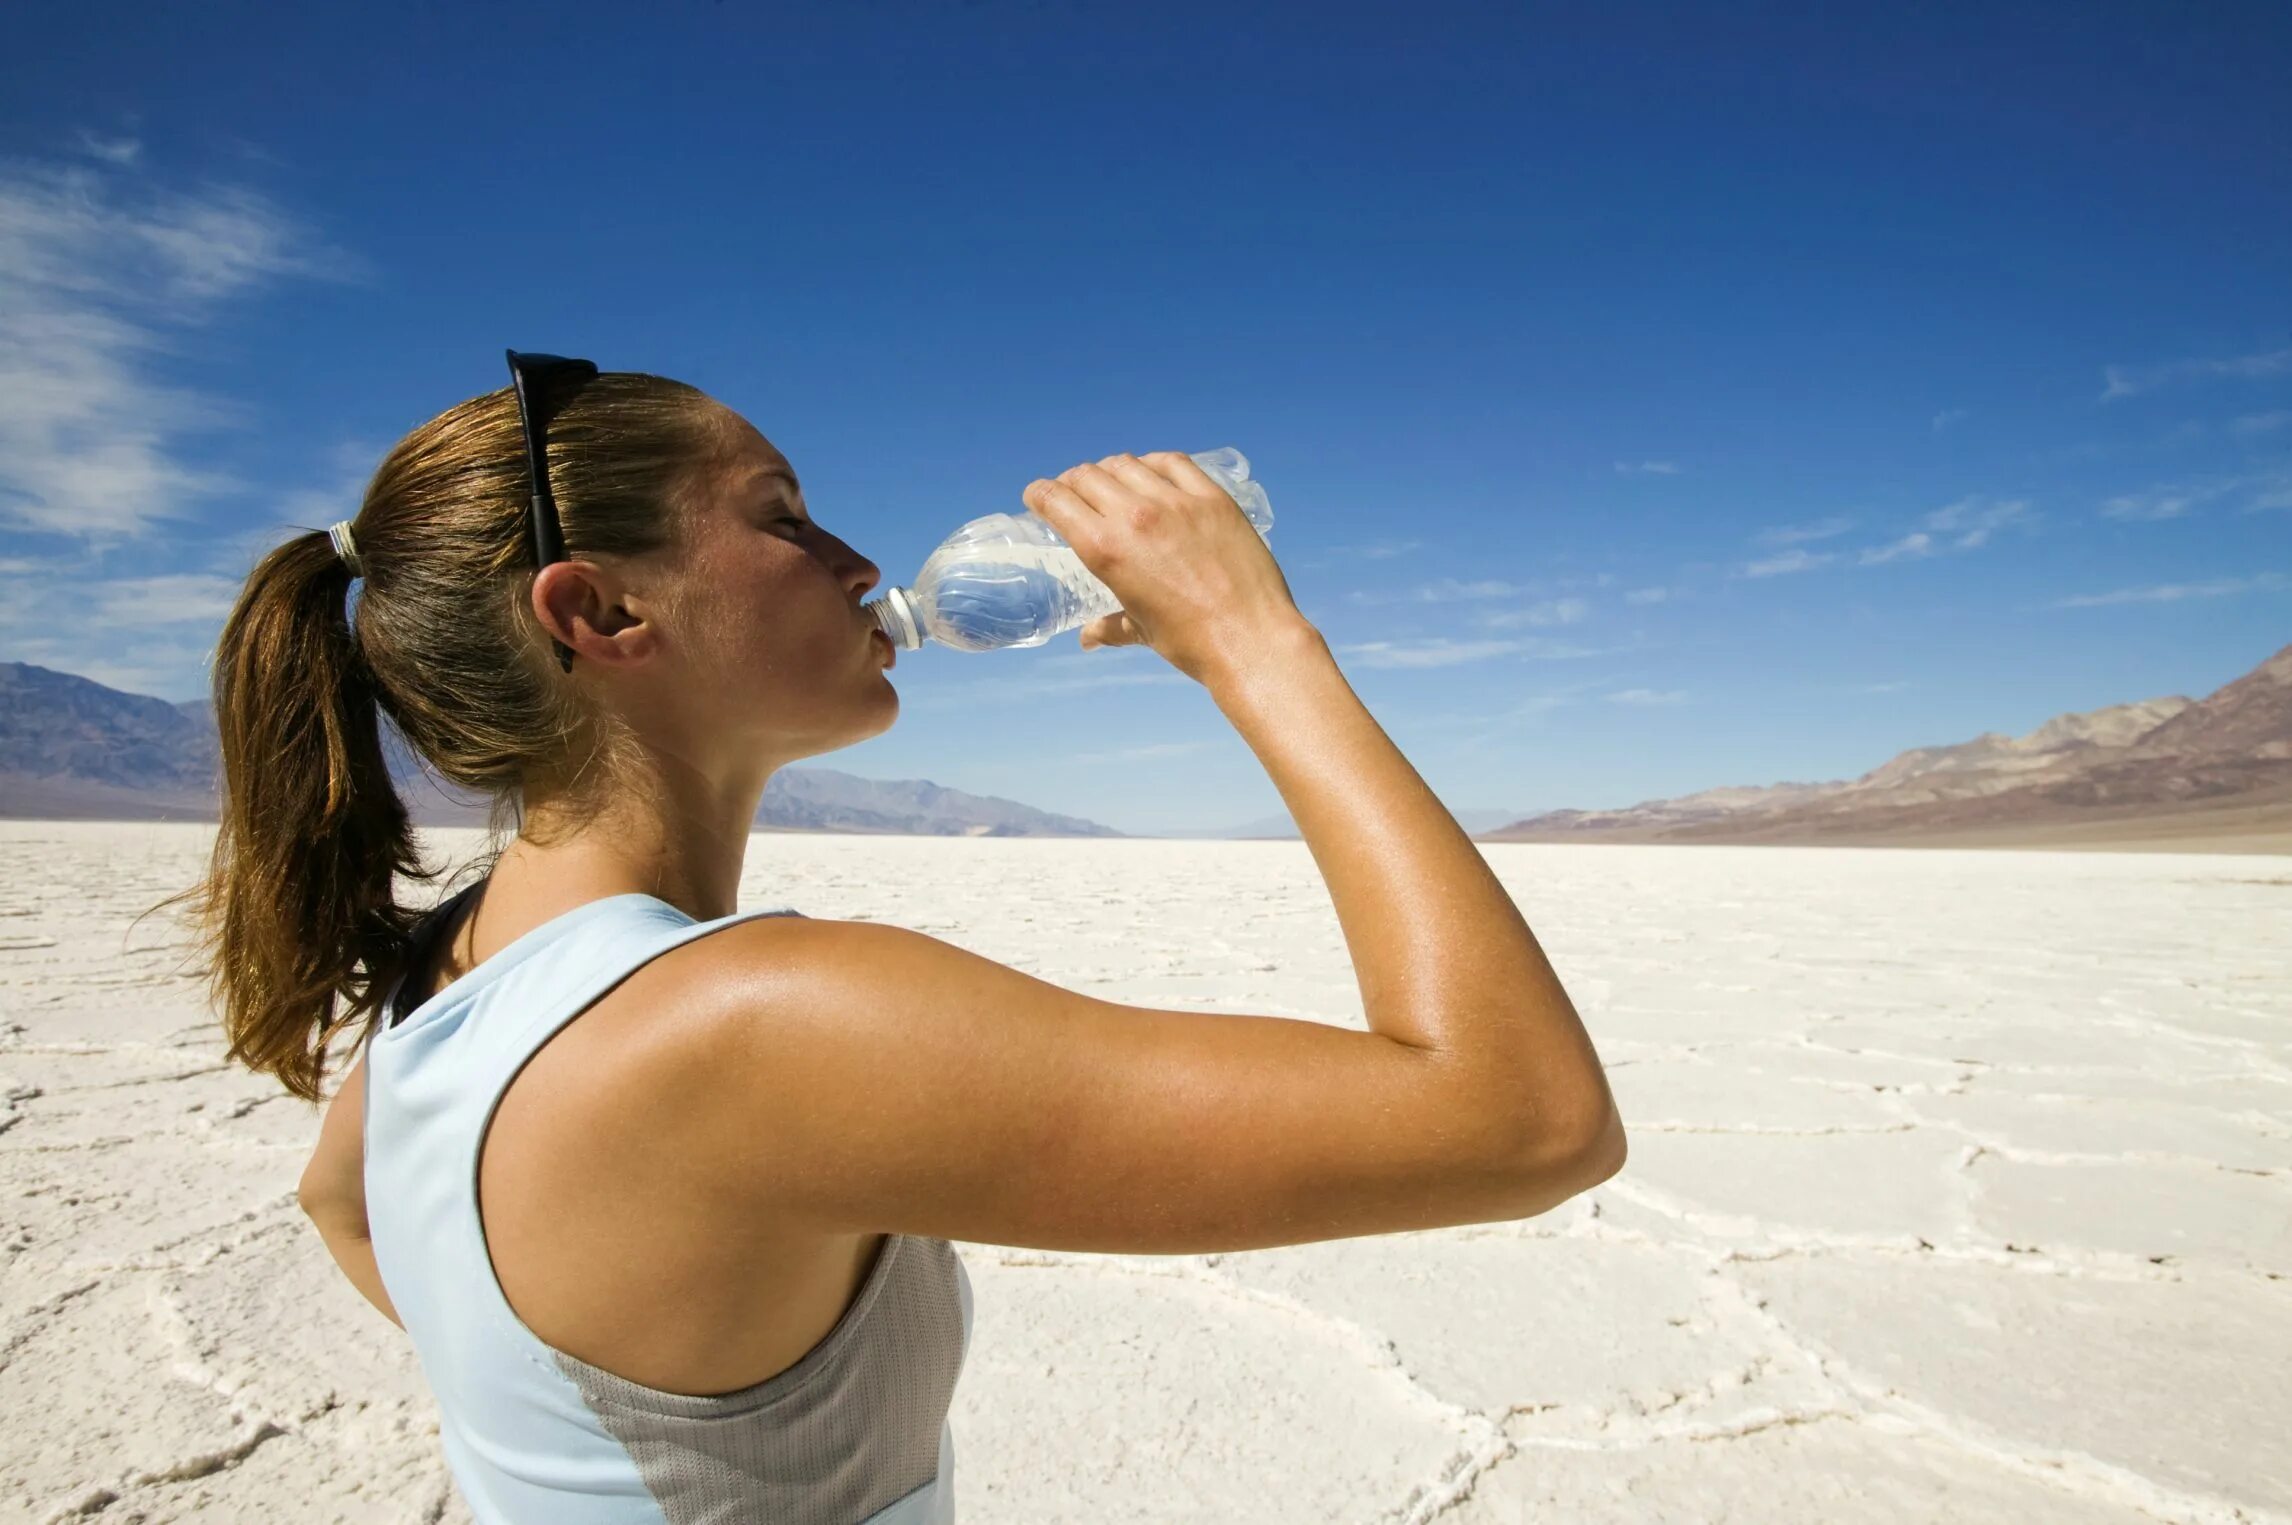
[866,585,923,649]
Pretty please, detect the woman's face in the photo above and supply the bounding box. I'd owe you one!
[641,406,897,767]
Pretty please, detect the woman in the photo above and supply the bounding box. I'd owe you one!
[198,350,1625,1524]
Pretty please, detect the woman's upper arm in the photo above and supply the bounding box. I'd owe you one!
[652,917,1620,1257]
[296,1035,371,1227]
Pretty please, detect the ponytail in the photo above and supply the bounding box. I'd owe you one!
[190,530,428,1102]
[176,368,721,1099]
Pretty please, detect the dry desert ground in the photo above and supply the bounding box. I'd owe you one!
[1,822,2287,1523]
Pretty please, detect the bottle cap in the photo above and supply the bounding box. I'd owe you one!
[866,587,922,650]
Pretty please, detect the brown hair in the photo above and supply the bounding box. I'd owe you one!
[184,372,729,1101]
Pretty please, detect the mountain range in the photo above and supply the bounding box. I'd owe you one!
[1481,641,2291,849]
[8,645,2287,848]
[0,662,1122,838]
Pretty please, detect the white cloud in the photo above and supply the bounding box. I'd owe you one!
[1624,586,1671,605]
[1614,460,1681,476]
[91,572,244,626]
[2230,410,2292,437]
[1756,515,1854,547]
[276,439,381,527]
[909,660,1191,708]
[0,150,350,540]
[2101,486,2205,522]
[1301,538,1423,569]
[2101,346,2292,402]
[1742,498,2029,579]
[1931,408,1969,431]
[74,132,142,167]
[1920,496,2031,549]
[1742,548,1834,578]
[1334,637,1536,670]
[1606,688,1684,705]
[1858,532,1933,565]
[1348,577,1532,607]
[1476,597,1589,630]
[2051,573,2286,609]
[1333,634,1608,670]
[1067,739,1213,767]
[2098,474,2291,521]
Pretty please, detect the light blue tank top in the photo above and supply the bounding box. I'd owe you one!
[362,888,973,1525]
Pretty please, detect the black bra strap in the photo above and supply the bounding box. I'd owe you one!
[385,880,486,1028]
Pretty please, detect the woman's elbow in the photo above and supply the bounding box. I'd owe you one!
[1506,1095,1627,1214]
[1573,1101,1628,1189]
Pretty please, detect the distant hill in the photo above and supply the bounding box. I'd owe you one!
[1481,642,2292,850]
[0,662,1124,838]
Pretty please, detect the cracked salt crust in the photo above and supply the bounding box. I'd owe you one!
[1,823,2286,1524]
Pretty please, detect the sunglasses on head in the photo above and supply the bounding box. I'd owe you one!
[506,348,600,672]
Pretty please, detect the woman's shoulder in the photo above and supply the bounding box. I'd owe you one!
[598,910,898,1060]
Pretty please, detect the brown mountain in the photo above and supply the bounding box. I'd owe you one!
[1480,642,2292,851]
[0,662,1125,838]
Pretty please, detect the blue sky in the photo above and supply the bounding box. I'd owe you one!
[2,1,2287,836]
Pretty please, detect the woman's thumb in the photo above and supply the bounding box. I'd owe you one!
[1079,611,1137,650]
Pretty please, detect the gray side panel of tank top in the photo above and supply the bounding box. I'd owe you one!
[548,1234,968,1525]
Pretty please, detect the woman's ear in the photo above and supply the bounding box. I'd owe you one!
[532,562,659,667]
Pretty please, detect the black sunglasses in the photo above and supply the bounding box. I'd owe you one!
[506,348,600,671]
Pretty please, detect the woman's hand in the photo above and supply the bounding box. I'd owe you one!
[1023,453,1310,689]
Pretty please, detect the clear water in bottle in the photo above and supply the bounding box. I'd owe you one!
[864,448,1273,653]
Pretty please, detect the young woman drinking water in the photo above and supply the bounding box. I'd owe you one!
[195,350,1625,1524]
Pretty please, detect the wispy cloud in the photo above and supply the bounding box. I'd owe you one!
[1475,597,1589,631]
[1756,515,1854,548]
[908,654,1192,708]
[1931,408,1969,432]
[2051,572,2287,609]
[276,439,381,526]
[1742,548,1834,578]
[1333,635,1605,670]
[2230,410,2292,437]
[1742,497,2030,578]
[2098,474,2288,521]
[1850,681,1910,694]
[1623,586,1671,605]
[1858,532,1933,565]
[1856,497,2030,564]
[1347,576,1531,607]
[1614,460,1681,476]
[74,131,142,167]
[1606,688,1684,706]
[91,572,243,626]
[1300,538,1423,569]
[1335,637,1536,670]
[0,149,352,540]
[1067,739,1213,767]
[1920,496,2031,550]
[2100,483,2220,522]
[2100,346,2292,402]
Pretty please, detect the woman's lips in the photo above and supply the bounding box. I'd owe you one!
[871,628,896,668]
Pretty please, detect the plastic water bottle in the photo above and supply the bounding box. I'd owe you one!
[863,448,1273,652]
